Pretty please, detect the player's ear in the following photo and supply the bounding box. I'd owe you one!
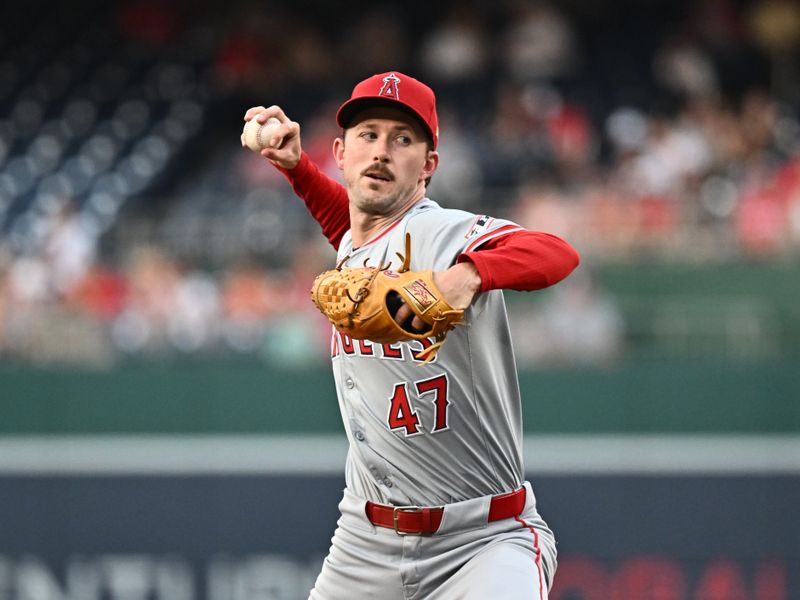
[333,136,345,169]
[421,150,439,181]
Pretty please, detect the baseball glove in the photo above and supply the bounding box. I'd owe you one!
[310,234,464,362]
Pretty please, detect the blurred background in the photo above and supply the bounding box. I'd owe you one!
[0,0,798,598]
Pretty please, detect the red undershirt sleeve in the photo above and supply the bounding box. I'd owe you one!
[277,152,350,249]
[457,230,580,293]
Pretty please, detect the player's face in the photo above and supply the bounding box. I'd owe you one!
[333,107,438,216]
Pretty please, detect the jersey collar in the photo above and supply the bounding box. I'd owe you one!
[352,198,437,250]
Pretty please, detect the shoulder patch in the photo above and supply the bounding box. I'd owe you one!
[464,215,494,239]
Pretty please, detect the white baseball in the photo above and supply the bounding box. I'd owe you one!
[242,117,282,152]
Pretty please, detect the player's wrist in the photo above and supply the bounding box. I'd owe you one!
[454,256,483,295]
[280,149,305,172]
[274,150,307,176]
[462,262,482,296]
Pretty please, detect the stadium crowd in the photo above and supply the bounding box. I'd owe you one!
[0,0,798,366]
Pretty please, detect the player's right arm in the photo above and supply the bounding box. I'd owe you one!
[243,106,350,248]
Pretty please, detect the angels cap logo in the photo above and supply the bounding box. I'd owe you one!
[379,73,401,100]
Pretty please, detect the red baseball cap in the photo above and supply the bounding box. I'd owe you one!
[336,71,439,149]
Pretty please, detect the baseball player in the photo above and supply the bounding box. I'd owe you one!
[243,71,580,599]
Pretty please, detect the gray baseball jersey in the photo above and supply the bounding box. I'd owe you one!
[310,198,557,600]
[331,198,526,507]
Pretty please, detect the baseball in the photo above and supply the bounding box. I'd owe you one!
[242,117,282,152]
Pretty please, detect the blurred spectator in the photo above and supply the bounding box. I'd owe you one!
[780,155,800,245]
[337,8,410,78]
[426,108,485,209]
[541,272,624,366]
[738,88,779,160]
[43,198,98,297]
[621,114,712,198]
[511,271,624,367]
[111,247,179,353]
[545,98,596,180]
[220,259,279,353]
[167,263,220,353]
[653,34,720,101]
[483,83,557,189]
[688,0,745,55]
[419,6,489,83]
[269,239,337,361]
[747,0,800,101]
[116,0,181,46]
[212,6,288,94]
[7,254,49,309]
[283,23,337,84]
[501,0,578,83]
[735,182,789,255]
[66,262,128,320]
[512,177,579,243]
[680,97,745,169]
[605,107,650,157]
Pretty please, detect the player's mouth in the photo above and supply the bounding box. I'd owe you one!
[362,167,394,182]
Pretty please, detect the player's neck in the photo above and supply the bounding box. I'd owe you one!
[349,194,424,247]
[350,212,403,248]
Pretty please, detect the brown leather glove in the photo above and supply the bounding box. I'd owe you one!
[311,234,464,362]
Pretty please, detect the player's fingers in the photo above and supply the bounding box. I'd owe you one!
[244,106,266,121]
[394,303,412,326]
[255,105,291,124]
[262,147,284,159]
[393,304,427,333]
[244,105,291,124]
[269,105,291,123]
[260,119,299,146]
[260,123,296,152]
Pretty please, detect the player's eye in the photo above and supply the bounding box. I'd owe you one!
[396,135,412,146]
[360,131,378,141]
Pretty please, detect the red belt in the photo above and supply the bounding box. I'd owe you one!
[365,487,526,535]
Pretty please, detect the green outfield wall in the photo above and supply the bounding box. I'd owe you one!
[1,359,797,434]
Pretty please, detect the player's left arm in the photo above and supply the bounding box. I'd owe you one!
[425,229,579,320]
[456,229,580,293]
[395,228,579,330]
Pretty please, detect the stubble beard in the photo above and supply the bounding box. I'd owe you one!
[349,177,418,217]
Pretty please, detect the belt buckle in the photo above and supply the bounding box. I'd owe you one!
[392,505,423,536]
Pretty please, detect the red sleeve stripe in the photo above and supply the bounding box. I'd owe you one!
[464,224,524,253]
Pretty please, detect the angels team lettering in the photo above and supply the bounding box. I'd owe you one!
[331,331,438,363]
[387,374,450,436]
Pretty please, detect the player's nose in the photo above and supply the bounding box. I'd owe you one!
[372,138,391,162]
